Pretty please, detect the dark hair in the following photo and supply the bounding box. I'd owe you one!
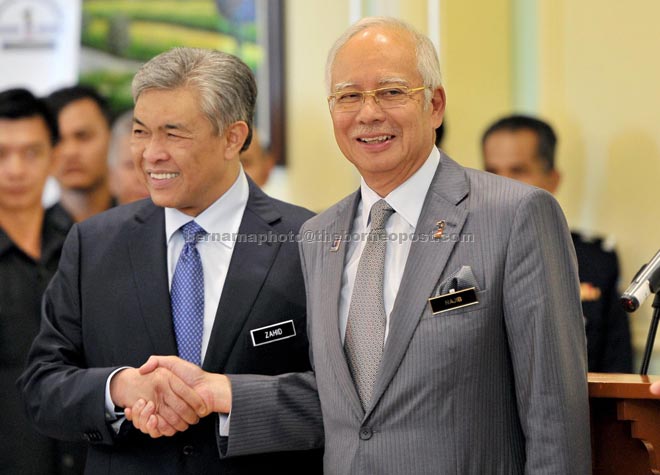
[481,114,557,171]
[46,85,113,127]
[0,88,59,145]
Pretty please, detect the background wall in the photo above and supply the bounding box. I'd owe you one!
[284,0,660,371]
[282,0,357,211]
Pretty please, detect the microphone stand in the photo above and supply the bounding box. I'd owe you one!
[640,292,660,375]
[638,269,660,375]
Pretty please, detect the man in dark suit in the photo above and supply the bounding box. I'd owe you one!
[482,114,633,372]
[126,18,591,474]
[19,48,321,474]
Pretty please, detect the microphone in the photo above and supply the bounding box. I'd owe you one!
[620,249,660,312]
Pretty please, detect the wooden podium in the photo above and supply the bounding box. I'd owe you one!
[590,373,660,474]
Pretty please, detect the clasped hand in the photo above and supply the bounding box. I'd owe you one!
[111,356,231,438]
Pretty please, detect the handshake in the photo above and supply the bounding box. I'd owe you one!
[109,356,232,438]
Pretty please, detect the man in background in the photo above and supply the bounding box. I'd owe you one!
[20,47,322,474]
[46,85,115,222]
[108,109,149,205]
[0,88,82,474]
[239,130,275,188]
[482,114,633,373]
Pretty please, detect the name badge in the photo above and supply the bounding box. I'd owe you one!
[250,320,296,347]
[428,287,478,314]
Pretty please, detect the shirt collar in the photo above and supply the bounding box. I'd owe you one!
[165,170,249,249]
[0,203,73,259]
[359,146,440,228]
[44,203,74,234]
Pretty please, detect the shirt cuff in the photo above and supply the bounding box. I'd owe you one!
[104,366,132,421]
[218,412,231,436]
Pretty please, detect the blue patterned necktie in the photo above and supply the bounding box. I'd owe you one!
[171,221,207,366]
[344,199,395,409]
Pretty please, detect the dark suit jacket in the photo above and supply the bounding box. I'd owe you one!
[572,232,633,372]
[19,181,322,475]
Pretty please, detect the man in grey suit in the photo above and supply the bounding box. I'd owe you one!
[127,17,591,474]
[19,48,322,474]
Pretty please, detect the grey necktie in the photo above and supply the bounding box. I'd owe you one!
[345,199,395,409]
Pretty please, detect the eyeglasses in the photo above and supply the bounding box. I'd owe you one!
[327,86,427,112]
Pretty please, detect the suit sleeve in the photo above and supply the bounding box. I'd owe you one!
[502,189,591,475]
[18,224,120,445]
[219,229,324,458]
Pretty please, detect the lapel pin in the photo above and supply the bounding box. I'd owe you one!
[433,220,446,239]
[330,236,342,252]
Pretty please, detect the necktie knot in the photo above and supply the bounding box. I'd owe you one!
[369,199,394,232]
[181,221,207,245]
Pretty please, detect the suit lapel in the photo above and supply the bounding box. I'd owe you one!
[319,192,364,419]
[366,154,470,417]
[202,183,282,371]
[126,202,178,355]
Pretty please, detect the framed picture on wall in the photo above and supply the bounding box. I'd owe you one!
[80,0,286,162]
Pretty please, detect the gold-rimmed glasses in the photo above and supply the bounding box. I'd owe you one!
[327,86,427,112]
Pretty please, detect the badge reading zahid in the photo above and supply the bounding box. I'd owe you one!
[250,320,296,347]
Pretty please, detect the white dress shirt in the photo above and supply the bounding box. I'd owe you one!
[339,147,439,344]
[104,170,249,424]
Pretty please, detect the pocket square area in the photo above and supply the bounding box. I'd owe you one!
[435,265,480,294]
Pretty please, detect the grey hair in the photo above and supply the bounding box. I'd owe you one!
[108,108,133,168]
[325,17,442,103]
[132,47,256,151]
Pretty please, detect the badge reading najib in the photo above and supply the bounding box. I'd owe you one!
[428,287,479,314]
[250,320,296,347]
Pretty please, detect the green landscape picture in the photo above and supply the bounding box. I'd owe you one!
[80,0,262,115]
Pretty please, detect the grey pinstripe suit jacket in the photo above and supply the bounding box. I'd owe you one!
[224,153,591,474]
